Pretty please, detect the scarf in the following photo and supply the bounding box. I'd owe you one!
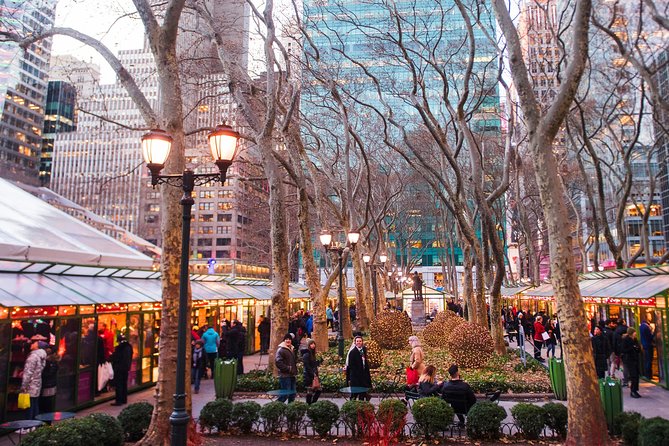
[192,347,203,368]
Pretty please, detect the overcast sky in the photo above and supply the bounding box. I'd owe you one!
[51,0,144,83]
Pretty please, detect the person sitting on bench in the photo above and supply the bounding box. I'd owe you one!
[441,364,477,426]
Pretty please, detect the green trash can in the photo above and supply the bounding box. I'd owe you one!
[214,358,237,399]
[548,357,567,400]
[599,377,623,431]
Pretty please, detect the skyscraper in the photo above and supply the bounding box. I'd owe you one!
[0,0,58,185]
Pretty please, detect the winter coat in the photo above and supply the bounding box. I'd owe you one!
[302,349,320,387]
[639,322,653,350]
[613,324,628,355]
[591,334,610,375]
[258,319,270,339]
[533,321,546,342]
[275,342,298,378]
[226,324,241,357]
[409,346,425,375]
[201,328,220,354]
[111,341,133,373]
[441,379,477,414]
[345,346,372,388]
[621,335,641,379]
[418,380,442,397]
[22,348,47,397]
[326,308,334,320]
[236,325,247,356]
[192,346,207,377]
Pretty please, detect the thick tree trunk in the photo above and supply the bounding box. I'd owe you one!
[462,245,475,322]
[352,252,369,330]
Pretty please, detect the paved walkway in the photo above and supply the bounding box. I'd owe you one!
[2,348,667,445]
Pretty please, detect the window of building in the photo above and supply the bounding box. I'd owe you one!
[217,214,232,222]
[199,214,214,222]
[216,238,231,246]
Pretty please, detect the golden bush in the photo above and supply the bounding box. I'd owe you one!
[421,314,465,348]
[365,339,383,369]
[443,322,494,369]
[370,311,413,350]
[432,310,458,324]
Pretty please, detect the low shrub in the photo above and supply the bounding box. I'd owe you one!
[236,370,279,392]
[118,401,153,442]
[307,400,340,437]
[613,411,644,445]
[285,401,309,434]
[199,398,234,432]
[511,403,546,440]
[444,322,494,369]
[543,403,568,438]
[232,401,261,434]
[411,396,454,438]
[466,401,507,440]
[260,401,286,433]
[638,417,669,446]
[369,311,413,350]
[376,398,408,433]
[340,400,375,437]
[21,422,83,446]
[85,413,124,446]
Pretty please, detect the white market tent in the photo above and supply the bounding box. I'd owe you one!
[0,178,153,269]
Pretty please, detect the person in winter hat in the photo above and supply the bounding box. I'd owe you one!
[21,340,47,419]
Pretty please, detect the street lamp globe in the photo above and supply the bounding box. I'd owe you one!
[387,271,392,277]
[319,232,332,248]
[347,231,360,246]
[208,124,240,180]
[379,254,387,263]
[141,129,173,184]
[363,254,371,263]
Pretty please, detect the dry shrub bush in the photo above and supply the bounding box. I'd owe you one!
[443,322,494,369]
[422,315,465,348]
[365,339,383,369]
[370,311,413,350]
[432,310,458,324]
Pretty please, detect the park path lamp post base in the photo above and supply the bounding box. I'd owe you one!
[320,231,359,359]
[141,125,239,446]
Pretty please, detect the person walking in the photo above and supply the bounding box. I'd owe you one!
[21,340,47,419]
[111,334,133,406]
[545,318,558,358]
[639,319,654,379]
[302,339,322,405]
[191,340,206,394]
[275,334,298,403]
[591,326,610,379]
[345,336,372,400]
[533,316,546,362]
[326,307,334,329]
[621,327,642,398]
[257,315,270,354]
[201,325,220,378]
[407,335,424,386]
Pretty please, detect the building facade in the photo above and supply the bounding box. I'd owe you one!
[0,0,58,186]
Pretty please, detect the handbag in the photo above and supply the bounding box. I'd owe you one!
[312,375,321,390]
[406,366,419,386]
[541,332,550,341]
[18,392,30,410]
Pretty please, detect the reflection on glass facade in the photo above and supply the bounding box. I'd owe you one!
[40,81,77,186]
[0,0,58,186]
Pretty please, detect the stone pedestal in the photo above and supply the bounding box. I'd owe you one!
[411,299,426,326]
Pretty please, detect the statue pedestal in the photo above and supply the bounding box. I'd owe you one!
[411,300,426,326]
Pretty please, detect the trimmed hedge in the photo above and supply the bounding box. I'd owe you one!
[199,398,234,432]
[307,400,340,437]
[118,402,153,442]
[613,411,644,445]
[376,398,408,433]
[638,417,669,446]
[232,401,261,433]
[466,401,506,440]
[411,397,454,438]
[511,403,546,440]
[285,401,309,434]
[260,401,286,433]
[340,400,375,437]
[543,402,568,438]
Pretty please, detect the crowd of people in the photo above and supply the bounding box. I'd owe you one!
[190,319,248,386]
[502,307,560,362]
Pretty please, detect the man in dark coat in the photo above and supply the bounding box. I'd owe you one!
[621,327,642,398]
[614,319,629,384]
[441,364,477,426]
[111,334,133,405]
[274,334,298,403]
[226,320,241,360]
[345,336,372,400]
[258,316,270,354]
[639,319,654,379]
[591,326,610,379]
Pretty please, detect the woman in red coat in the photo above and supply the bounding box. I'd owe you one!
[533,316,546,362]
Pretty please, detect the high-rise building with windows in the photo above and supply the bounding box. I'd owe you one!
[0,0,58,186]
